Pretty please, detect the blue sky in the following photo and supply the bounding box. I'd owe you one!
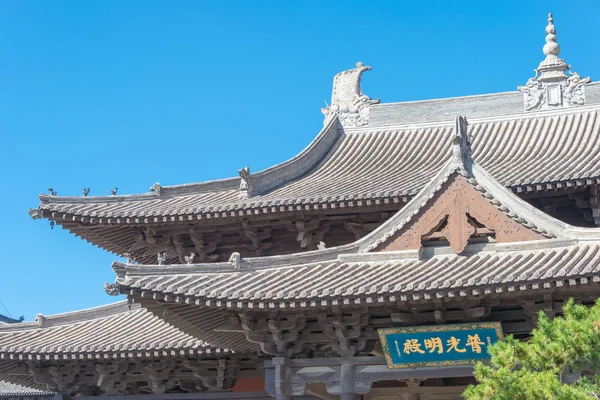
[1,0,599,320]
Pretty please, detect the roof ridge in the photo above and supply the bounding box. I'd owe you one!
[345,103,600,132]
[371,81,600,109]
[0,301,138,331]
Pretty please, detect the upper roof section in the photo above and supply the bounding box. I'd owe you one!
[109,117,600,312]
[29,14,598,226]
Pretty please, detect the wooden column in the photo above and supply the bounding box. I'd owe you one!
[340,363,357,400]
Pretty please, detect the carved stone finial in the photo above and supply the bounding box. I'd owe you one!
[150,182,161,196]
[238,166,253,199]
[110,187,118,196]
[518,13,590,111]
[543,14,560,57]
[317,241,326,250]
[184,253,195,265]
[228,252,241,269]
[28,208,41,219]
[35,313,46,327]
[82,188,90,197]
[104,282,120,296]
[157,251,168,265]
[321,62,380,127]
[47,188,57,196]
[451,116,472,172]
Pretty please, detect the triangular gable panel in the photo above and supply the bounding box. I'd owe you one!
[376,173,545,254]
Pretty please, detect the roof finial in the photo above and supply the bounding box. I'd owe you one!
[451,116,472,173]
[518,13,590,111]
[321,62,379,127]
[543,13,560,57]
[535,13,568,83]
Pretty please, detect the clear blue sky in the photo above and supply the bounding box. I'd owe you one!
[1,0,599,320]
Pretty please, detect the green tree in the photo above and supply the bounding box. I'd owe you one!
[463,299,600,400]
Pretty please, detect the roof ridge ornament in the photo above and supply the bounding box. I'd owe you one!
[28,208,41,219]
[238,166,253,199]
[518,13,591,111]
[322,62,380,127]
[150,182,161,196]
[228,252,241,269]
[35,313,46,328]
[104,282,120,296]
[184,253,195,265]
[451,116,472,175]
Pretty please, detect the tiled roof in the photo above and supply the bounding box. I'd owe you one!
[115,240,600,308]
[111,125,600,311]
[0,302,227,360]
[0,381,53,397]
[31,105,600,224]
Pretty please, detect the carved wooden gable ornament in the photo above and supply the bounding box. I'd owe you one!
[376,173,544,254]
[368,116,546,255]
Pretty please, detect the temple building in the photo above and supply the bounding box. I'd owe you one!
[2,13,600,400]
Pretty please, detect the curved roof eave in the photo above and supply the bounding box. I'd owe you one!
[36,116,343,206]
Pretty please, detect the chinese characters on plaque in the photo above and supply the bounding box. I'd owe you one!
[378,322,503,369]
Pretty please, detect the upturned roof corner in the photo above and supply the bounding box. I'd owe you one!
[27,207,41,220]
[518,13,591,111]
[321,62,380,127]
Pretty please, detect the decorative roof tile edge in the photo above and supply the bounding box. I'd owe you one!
[31,178,600,225]
[0,348,232,361]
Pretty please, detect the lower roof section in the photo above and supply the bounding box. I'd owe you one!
[0,380,54,397]
[0,302,226,361]
[114,239,600,310]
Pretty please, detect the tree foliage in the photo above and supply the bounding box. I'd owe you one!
[463,298,600,400]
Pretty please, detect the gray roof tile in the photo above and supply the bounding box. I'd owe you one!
[33,106,600,222]
[0,302,226,360]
